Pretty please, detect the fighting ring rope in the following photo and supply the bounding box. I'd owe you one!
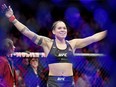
[74,53,105,57]
[10,52,106,58]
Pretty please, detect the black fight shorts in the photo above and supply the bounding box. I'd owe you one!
[47,76,74,87]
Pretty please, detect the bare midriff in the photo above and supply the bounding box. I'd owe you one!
[49,63,73,76]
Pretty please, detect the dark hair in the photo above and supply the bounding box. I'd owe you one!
[52,20,67,30]
[0,38,13,56]
[28,57,39,64]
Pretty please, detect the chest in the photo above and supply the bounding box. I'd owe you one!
[56,43,67,50]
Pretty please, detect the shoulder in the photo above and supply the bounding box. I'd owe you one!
[41,36,53,42]
[0,56,7,63]
[41,37,53,45]
[67,39,79,48]
[68,39,81,43]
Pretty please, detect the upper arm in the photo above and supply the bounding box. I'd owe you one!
[26,31,52,48]
[0,59,7,76]
[0,60,4,75]
[13,19,52,46]
[70,31,107,49]
[70,36,95,49]
[75,36,95,48]
[35,35,52,47]
[18,26,52,47]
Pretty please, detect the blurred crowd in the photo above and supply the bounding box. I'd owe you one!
[0,0,114,87]
[9,51,110,87]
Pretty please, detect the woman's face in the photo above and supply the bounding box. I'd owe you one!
[52,21,67,40]
[30,58,39,68]
[9,41,15,54]
[11,45,15,53]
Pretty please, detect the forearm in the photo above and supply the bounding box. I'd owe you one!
[12,19,33,39]
[11,18,52,46]
[1,4,35,40]
[13,19,27,31]
[1,4,45,45]
[92,30,107,42]
[73,30,107,49]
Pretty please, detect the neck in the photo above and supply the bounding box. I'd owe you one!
[32,67,38,74]
[55,38,65,44]
[33,67,37,70]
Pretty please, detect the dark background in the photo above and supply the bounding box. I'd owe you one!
[0,0,116,86]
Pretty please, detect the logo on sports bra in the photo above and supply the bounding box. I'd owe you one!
[58,53,67,57]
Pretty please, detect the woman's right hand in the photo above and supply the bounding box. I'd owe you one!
[1,4,14,18]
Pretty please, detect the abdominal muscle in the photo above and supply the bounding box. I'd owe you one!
[48,63,73,76]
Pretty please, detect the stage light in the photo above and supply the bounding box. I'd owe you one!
[80,0,98,11]
[107,0,116,11]
[80,0,93,4]
[64,7,82,29]
[80,24,94,38]
[51,0,63,4]
[94,8,108,28]
[36,3,52,28]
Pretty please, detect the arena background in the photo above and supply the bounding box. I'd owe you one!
[0,0,116,87]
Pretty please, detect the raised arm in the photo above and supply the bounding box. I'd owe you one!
[70,30,107,49]
[1,4,52,47]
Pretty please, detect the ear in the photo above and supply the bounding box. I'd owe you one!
[52,29,55,35]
